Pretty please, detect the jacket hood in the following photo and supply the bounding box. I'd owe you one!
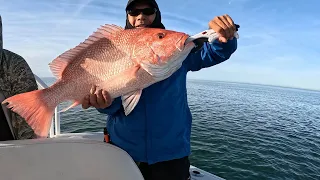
[125,0,165,29]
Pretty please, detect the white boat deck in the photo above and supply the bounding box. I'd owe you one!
[0,132,225,180]
[56,132,226,180]
[0,74,225,180]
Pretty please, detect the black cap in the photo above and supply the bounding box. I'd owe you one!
[126,0,159,11]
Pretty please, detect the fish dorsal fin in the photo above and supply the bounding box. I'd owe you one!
[48,24,124,79]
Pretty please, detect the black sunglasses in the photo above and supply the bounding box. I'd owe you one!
[127,8,157,16]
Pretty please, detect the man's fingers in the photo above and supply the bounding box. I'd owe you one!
[210,18,226,37]
[82,95,91,109]
[209,14,237,43]
[90,85,96,94]
[102,90,113,107]
[96,89,106,107]
[223,14,236,38]
[89,93,98,107]
[225,14,236,31]
[220,15,233,39]
[218,36,227,43]
[83,85,111,109]
[89,85,99,107]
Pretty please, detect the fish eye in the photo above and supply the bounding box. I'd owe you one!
[157,33,165,39]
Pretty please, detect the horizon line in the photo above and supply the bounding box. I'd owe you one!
[38,76,320,93]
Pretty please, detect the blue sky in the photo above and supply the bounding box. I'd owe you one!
[1,0,319,90]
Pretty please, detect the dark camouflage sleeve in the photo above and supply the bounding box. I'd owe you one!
[4,50,38,139]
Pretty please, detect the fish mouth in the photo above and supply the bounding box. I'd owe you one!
[175,34,194,52]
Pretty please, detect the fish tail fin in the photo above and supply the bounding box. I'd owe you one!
[2,89,57,138]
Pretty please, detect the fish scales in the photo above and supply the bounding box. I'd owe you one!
[2,24,195,138]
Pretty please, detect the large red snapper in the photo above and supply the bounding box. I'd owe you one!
[2,24,195,138]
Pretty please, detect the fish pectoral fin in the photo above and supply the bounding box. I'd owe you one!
[121,89,142,116]
[129,64,141,78]
[59,101,81,113]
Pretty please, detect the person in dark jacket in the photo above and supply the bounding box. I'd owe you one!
[0,16,38,141]
[82,0,238,179]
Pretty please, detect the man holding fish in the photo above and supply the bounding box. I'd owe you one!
[2,0,238,179]
[82,0,238,179]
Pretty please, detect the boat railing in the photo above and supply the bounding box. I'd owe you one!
[33,74,61,137]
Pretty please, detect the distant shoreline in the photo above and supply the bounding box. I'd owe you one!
[187,78,320,93]
[39,76,320,93]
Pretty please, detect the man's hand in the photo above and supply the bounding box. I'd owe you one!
[209,14,236,43]
[82,85,113,109]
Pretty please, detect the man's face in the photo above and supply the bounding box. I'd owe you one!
[127,3,157,28]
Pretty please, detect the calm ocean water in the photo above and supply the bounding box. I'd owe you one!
[42,77,320,180]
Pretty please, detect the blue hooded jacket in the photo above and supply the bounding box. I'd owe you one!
[97,0,238,165]
[97,39,237,164]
